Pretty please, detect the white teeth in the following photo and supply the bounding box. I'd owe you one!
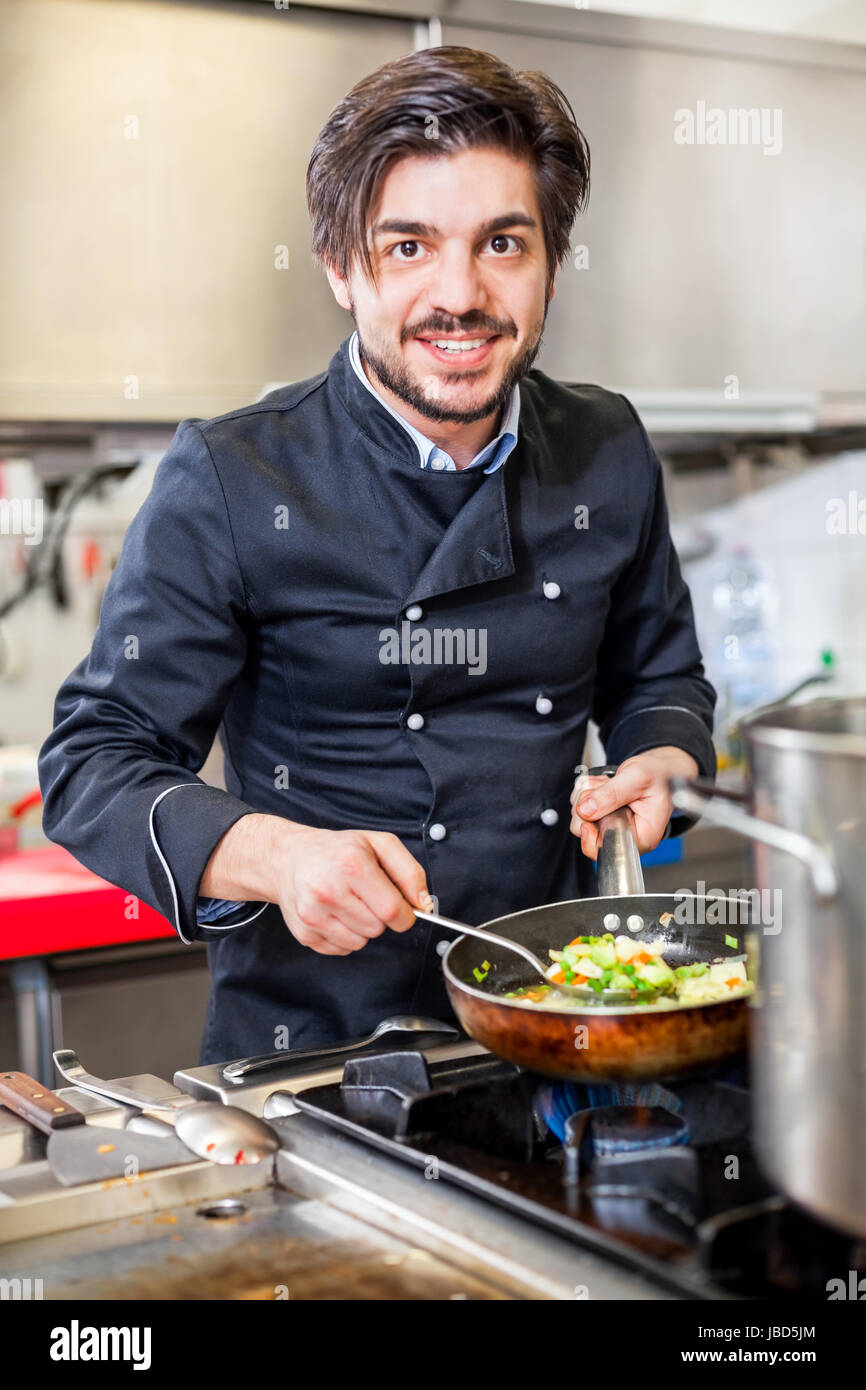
[430,338,489,352]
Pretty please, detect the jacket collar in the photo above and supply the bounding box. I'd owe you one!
[327,334,517,602]
[347,329,520,475]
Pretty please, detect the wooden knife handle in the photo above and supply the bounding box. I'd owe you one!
[0,1071,86,1133]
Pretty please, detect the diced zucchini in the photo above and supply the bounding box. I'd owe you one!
[589,941,617,969]
[676,962,709,979]
[609,972,635,991]
[638,961,675,988]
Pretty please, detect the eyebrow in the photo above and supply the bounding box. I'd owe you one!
[370,212,538,241]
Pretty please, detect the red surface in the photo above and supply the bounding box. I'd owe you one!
[0,844,174,960]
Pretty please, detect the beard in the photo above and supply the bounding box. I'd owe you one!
[353,308,548,426]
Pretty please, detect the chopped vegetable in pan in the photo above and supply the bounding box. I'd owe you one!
[501,933,753,1007]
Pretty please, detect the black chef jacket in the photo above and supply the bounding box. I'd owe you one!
[37,335,717,1064]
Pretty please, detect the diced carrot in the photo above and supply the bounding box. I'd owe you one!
[636,952,654,964]
[567,937,585,947]
[575,975,588,986]
[549,970,566,984]
[726,978,741,989]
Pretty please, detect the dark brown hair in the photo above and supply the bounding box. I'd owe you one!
[306,45,590,294]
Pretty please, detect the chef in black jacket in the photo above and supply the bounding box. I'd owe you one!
[38,47,716,1064]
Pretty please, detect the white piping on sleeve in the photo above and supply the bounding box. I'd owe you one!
[148,784,269,944]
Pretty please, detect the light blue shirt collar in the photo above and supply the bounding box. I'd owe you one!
[348,329,519,474]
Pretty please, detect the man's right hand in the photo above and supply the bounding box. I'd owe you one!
[200,814,430,956]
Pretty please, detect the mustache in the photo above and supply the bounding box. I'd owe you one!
[406,323,514,339]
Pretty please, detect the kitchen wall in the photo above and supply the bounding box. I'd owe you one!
[1,0,864,420]
[680,449,866,711]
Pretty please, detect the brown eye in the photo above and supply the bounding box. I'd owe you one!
[487,234,523,256]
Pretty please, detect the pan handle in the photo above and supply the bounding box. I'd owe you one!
[669,776,839,901]
[578,765,646,898]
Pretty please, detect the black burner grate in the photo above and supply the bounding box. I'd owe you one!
[292,1048,864,1300]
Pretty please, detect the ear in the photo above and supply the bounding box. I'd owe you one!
[547,265,559,304]
[324,261,353,312]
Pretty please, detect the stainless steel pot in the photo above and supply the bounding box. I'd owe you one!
[671,695,866,1237]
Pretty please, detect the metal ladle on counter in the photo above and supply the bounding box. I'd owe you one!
[53,1050,279,1165]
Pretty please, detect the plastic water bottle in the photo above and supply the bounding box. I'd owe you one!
[712,545,777,756]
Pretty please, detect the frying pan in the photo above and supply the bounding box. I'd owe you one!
[438,780,753,1083]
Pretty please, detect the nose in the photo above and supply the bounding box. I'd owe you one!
[424,242,489,321]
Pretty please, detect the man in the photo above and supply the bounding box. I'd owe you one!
[38,47,715,1065]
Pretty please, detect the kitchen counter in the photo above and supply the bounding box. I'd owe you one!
[1,1118,678,1302]
[0,1070,678,1300]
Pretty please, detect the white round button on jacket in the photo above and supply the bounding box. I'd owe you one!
[540,808,559,826]
[406,713,425,731]
[542,581,561,600]
[428,822,447,841]
[405,604,423,621]
[535,695,553,716]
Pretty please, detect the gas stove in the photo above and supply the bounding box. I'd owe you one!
[177,1032,866,1301]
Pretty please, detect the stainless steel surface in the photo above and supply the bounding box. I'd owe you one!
[45,1125,197,1187]
[1,0,416,421]
[0,1061,678,1298]
[269,1114,682,1301]
[444,13,866,398]
[0,1076,270,1244]
[0,1183,525,1301]
[52,1049,279,1166]
[6,0,865,422]
[174,1038,487,1118]
[0,1066,199,1184]
[221,1015,459,1084]
[673,695,866,1237]
[0,1073,186,1171]
[0,1111,679,1301]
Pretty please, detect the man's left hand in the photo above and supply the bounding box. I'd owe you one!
[569,747,700,860]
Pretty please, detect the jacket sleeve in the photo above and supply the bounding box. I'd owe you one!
[591,396,718,837]
[37,419,268,944]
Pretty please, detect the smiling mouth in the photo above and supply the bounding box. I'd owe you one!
[415,335,501,366]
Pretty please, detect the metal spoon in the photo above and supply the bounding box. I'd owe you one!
[414,908,658,1005]
[221,1014,459,1083]
[52,1050,279,1165]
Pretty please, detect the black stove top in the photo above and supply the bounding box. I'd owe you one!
[293,1049,864,1300]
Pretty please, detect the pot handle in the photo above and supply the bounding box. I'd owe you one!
[669,776,839,902]
[577,765,646,898]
